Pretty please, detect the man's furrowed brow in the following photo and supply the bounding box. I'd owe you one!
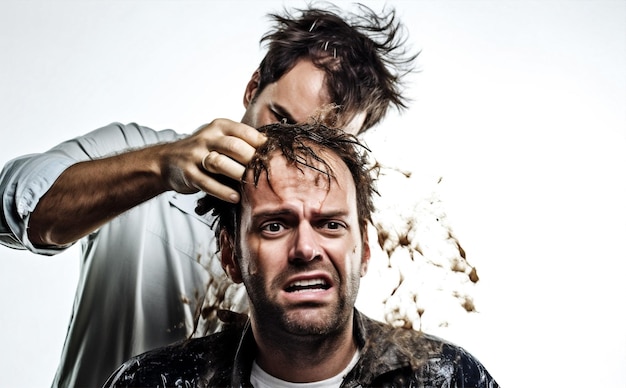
[251,208,350,220]
[313,209,350,219]
[251,209,294,221]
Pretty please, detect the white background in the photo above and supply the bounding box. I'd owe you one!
[1,1,625,387]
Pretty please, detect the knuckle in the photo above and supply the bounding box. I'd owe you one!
[210,118,225,127]
[208,118,223,127]
[221,136,240,155]
[205,151,225,171]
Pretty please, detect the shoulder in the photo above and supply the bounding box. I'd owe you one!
[359,313,446,351]
[357,313,499,387]
[103,327,243,387]
[82,122,184,147]
[46,122,185,160]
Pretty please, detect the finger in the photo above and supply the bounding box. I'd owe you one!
[200,151,246,180]
[194,120,267,165]
[221,121,267,148]
[193,171,241,204]
[195,119,267,150]
[211,122,266,161]
[209,135,259,166]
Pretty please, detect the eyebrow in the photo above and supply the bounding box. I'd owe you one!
[252,209,293,220]
[251,208,350,222]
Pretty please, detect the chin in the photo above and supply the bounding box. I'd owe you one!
[283,307,346,336]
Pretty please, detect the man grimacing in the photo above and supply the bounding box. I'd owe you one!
[0,4,418,387]
[104,123,499,387]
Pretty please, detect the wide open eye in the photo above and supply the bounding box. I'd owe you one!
[261,222,285,234]
[325,221,342,230]
[318,220,348,235]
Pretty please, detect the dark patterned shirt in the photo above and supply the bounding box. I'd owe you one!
[104,309,499,387]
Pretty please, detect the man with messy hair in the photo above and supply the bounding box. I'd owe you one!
[104,123,499,387]
[0,3,417,387]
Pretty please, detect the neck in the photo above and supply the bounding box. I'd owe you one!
[251,314,358,383]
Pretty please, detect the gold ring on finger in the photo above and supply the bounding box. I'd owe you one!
[201,152,213,171]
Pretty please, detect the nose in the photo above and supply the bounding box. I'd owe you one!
[289,222,322,263]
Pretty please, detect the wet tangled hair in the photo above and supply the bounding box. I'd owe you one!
[196,122,376,244]
[255,2,419,133]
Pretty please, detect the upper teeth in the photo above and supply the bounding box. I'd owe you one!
[289,279,327,288]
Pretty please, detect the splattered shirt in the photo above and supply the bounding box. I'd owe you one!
[104,309,499,387]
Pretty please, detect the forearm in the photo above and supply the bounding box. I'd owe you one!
[28,145,169,246]
[9,119,266,248]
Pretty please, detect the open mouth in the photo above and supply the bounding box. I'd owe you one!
[285,279,330,293]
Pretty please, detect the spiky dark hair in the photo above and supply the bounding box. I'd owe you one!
[255,2,419,133]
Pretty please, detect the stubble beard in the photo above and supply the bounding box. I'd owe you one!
[245,271,359,338]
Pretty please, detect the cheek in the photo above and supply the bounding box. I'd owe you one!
[331,241,362,274]
[242,104,267,129]
[348,240,368,276]
[241,238,279,277]
[237,238,258,277]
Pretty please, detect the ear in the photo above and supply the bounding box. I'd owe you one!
[360,223,371,277]
[220,230,243,283]
[243,69,261,109]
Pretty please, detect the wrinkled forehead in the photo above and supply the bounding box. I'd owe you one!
[238,146,360,230]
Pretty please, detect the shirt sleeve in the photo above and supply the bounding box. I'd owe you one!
[0,122,183,255]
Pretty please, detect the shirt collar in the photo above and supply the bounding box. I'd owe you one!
[225,309,422,387]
